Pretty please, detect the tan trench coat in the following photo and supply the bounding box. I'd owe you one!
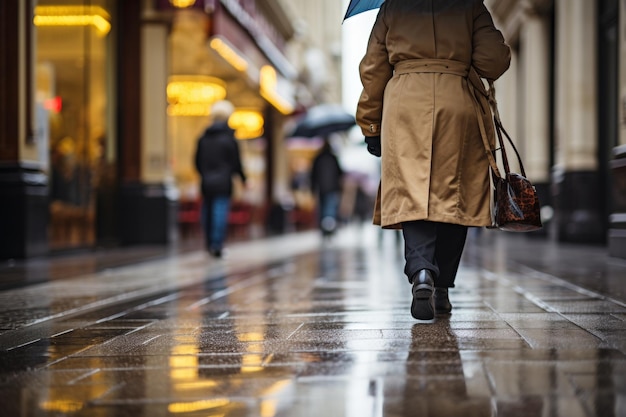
[356,0,511,229]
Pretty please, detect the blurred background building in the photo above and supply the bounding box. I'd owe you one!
[0,0,344,260]
[1,0,624,261]
[485,0,625,258]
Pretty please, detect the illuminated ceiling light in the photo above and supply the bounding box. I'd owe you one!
[229,109,264,140]
[33,6,111,37]
[169,0,196,7]
[209,37,249,72]
[260,65,294,115]
[167,75,227,117]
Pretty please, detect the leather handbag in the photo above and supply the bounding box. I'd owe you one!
[469,70,542,232]
[490,117,543,231]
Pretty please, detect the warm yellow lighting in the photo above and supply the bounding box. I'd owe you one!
[40,400,84,413]
[261,399,278,417]
[230,110,264,140]
[260,66,294,115]
[167,75,227,117]
[174,380,218,390]
[167,103,210,117]
[167,76,226,104]
[240,353,264,372]
[34,6,111,36]
[209,37,249,72]
[170,345,199,380]
[169,0,196,7]
[168,399,230,413]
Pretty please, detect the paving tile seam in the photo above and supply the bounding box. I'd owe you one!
[477,264,623,347]
[0,266,291,349]
[0,231,322,330]
[515,264,626,309]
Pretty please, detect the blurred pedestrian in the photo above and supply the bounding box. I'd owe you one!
[357,0,510,319]
[310,138,344,236]
[194,100,246,258]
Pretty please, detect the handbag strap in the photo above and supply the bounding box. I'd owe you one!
[488,81,527,178]
[468,68,502,179]
[467,66,528,179]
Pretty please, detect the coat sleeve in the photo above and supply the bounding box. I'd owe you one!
[194,138,202,174]
[231,138,246,183]
[471,1,511,81]
[356,5,393,137]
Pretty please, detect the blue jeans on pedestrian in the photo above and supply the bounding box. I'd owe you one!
[319,191,340,234]
[201,196,231,252]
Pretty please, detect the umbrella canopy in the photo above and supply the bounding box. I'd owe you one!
[345,0,477,19]
[344,0,385,20]
[290,104,356,138]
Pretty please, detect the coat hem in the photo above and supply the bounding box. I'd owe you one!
[375,212,491,229]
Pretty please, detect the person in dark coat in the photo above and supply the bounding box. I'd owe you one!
[194,100,246,257]
[310,138,344,236]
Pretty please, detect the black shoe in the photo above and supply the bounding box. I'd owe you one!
[434,287,452,315]
[208,247,222,258]
[410,270,435,320]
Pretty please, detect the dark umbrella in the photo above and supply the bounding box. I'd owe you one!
[344,0,473,20]
[344,0,385,20]
[290,104,356,138]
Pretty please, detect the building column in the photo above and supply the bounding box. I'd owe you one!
[520,9,552,234]
[117,2,178,245]
[0,0,49,259]
[609,1,626,258]
[553,0,603,242]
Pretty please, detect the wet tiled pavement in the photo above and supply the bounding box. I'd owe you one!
[0,226,624,417]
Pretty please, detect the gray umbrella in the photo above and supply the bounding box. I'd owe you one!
[290,104,356,138]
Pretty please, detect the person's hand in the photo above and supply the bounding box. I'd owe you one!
[365,136,381,157]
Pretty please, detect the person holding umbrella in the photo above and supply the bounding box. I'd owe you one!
[355,0,510,320]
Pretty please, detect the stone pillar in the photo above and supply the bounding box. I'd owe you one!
[117,2,178,245]
[520,9,552,234]
[608,1,626,258]
[0,0,49,259]
[553,0,603,242]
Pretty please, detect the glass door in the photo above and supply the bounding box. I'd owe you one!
[34,0,114,250]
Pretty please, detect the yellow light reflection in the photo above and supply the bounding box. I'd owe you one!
[260,380,293,417]
[174,380,218,390]
[260,66,294,115]
[210,37,249,72]
[168,398,230,413]
[40,400,84,413]
[261,399,278,417]
[170,345,199,380]
[34,6,111,37]
[241,353,264,373]
[230,109,264,140]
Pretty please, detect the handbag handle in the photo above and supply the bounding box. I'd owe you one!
[467,67,527,180]
[488,81,527,179]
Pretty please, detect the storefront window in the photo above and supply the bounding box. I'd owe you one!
[34,0,115,250]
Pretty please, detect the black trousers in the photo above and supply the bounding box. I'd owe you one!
[401,220,468,288]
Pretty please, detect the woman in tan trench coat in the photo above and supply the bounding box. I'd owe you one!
[357,0,510,320]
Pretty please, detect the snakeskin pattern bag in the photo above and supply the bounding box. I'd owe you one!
[491,118,543,232]
[468,70,542,232]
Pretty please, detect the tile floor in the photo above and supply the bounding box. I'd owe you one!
[0,225,624,417]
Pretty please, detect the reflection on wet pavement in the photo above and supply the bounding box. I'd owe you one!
[0,226,624,416]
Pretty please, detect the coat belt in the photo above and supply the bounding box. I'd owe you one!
[394,59,469,77]
[394,58,500,179]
